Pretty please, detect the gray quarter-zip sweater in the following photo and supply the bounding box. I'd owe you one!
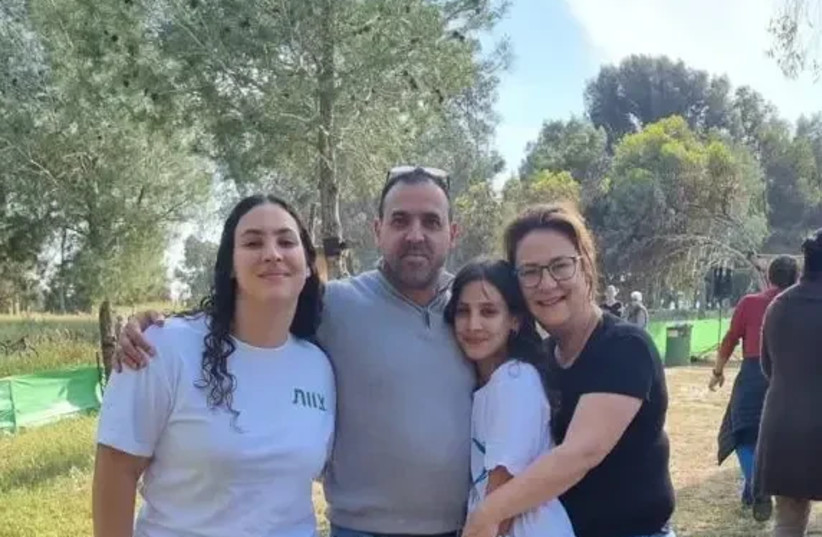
[316,269,475,534]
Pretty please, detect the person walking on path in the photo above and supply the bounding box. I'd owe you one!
[755,230,822,537]
[711,255,798,521]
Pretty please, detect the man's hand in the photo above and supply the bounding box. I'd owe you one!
[708,369,725,391]
[113,311,165,372]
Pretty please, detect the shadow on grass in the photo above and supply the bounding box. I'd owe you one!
[0,451,93,493]
[674,467,770,537]
[674,467,822,537]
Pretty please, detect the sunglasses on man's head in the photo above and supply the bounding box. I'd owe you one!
[385,165,451,191]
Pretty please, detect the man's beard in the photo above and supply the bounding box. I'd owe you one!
[383,250,444,291]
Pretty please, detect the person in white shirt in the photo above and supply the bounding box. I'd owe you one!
[444,258,575,537]
[92,194,335,537]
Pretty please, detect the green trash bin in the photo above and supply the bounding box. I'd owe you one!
[665,323,692,367]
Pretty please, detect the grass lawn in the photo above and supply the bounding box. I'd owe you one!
[0,318,98,379]
[0,304,177,378]
[1,364,821,536]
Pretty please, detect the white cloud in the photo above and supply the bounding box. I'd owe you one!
[564,0,820,121]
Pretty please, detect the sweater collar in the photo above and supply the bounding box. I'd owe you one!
[374,259,452,311]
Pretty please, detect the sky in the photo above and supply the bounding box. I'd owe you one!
[488,0,821,186]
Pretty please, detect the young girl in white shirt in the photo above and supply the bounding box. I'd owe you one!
[445,258,575,537]
[93,194,334,537]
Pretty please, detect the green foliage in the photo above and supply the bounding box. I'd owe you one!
[0,340,96,379]
[576,55,822,301]
[451,181,503,267]
[584,56,739,147]
[2,0,509,300]
[107,0,509,272]
[0,316,98,377]
[600,116,768,292]
[0,317,98,343]
[3,0,822,316]
[1,0,214,310]
[505,170,581,209]
[519,117,609,186]
[175,235,218,305]
[747,113,822,252]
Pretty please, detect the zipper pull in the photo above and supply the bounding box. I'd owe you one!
[424,309,430,328]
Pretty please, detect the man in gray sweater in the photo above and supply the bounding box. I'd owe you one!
[319,167,474,537]
[115,167,475,537]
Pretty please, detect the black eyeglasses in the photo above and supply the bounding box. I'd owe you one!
[386,165,451,191]
[514,256,581,288]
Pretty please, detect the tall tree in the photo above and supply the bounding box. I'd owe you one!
[732,86,782,154]
[0,0,53,309]
[600,116,768,296]
[517,117,608,216]
[451,181,503,268]
[110,0,508,278]
[760,117,822,251]
[2,0,211,311]
[518,117,609,185]
[585,56,738,147]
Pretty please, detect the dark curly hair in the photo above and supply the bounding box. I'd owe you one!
[444,257,549,395]
[188,194,323,423]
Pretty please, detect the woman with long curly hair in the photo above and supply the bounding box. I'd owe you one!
[93,194,334,537]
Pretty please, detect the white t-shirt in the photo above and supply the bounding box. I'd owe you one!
[97,316,335,537]
[469,360,575,537]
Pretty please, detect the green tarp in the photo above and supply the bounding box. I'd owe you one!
[0,366,102,433]
[0,380,14,431]
[0,314,735,434]
[648,316,731,359]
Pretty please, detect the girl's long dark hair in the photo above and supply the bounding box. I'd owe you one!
[444,257,550,395]
[186,194,323,423]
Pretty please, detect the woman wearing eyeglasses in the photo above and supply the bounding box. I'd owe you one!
[461,203,675,537]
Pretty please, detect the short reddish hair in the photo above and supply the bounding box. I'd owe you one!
[503,202,598,300]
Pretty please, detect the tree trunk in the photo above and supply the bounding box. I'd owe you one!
[98,299,115,381]
[317,0,348,280]
[59,227,68,313]
[307,202,318,243]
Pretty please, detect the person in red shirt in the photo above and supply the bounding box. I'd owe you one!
[710,255,799,521]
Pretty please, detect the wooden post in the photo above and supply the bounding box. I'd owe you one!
[98,300,115,381]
